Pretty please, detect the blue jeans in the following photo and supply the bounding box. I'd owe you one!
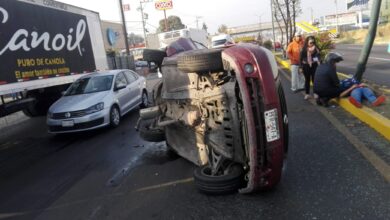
[350,87,377,103]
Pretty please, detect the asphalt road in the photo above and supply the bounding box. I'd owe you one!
[0,75,389,220]
[334,44,390,87]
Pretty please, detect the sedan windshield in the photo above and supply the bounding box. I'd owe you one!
[65,75,113,96]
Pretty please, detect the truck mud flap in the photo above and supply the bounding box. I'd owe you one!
[0,98,35,117]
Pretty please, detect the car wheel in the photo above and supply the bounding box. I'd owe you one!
[110,106,121,128]
[139,119,165,142]
[143,49,166,66]
[177,49,224,73]
[193,164,244,195]
[140,91,148,108]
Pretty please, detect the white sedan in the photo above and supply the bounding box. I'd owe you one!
[47,69,147,133]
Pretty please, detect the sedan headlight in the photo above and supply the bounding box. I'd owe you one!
[85,102,104,114]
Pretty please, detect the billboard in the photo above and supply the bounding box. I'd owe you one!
[0,0,95,84]
[155,0,173,11]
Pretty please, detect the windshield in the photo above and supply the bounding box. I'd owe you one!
[212,39,227,47]
[65,75,113,96]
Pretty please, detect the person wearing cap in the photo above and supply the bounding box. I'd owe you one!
[313,52,356,106]
[287,32,305,92]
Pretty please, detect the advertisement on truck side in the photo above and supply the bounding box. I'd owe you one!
[0,0,96,85]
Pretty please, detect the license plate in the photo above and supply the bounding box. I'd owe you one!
[264,109,280,142]
[61,120,74,127]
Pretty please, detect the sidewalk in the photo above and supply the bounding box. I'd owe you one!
[275,55,390,142]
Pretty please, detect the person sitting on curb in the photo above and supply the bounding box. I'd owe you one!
[313,52,356,107]
[287,32,305,92]
[340,77,386,108]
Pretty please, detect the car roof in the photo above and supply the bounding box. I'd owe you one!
[80,69,130,78]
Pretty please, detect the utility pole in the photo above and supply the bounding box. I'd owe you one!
[270,0,276,51]
[195,16,202,29]
[139,1,148,48]
[354,0,382,81]
[119,0,130,55]
[335,0,339,33]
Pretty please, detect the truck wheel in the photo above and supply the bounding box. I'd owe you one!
[139,119,165,142]
[143,49,166,66]
[177,49,223,73]
[193,164,244,195]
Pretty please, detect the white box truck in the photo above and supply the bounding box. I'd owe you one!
[0,0,108,117]
[147,28,208,49]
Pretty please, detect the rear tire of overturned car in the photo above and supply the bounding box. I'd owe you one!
[193,164,244,195]
[177,49,224,73]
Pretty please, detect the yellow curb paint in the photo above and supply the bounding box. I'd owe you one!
[338,99,390,141]
[275,55,390,142]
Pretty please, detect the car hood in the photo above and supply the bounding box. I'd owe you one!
[50,91,110,113]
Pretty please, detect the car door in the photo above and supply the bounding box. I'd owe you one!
[114,72,132,114]
[124,70,141,109]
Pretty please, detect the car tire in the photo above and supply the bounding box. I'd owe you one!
[139,119,165,142]
[177,49,224,73]
[143,49,166,66]
[109,106,121,128]
[193,164,244,195]
[140,91,148,108]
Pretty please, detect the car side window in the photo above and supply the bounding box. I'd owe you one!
[130,71,139,80]
[115,72,128,88]
[124,71,136,83]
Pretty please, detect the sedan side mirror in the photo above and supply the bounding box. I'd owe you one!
[114,85,126,91]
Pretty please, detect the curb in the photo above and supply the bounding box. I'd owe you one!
[275,56,390,142]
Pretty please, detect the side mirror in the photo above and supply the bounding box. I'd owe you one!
[114,85,126,91]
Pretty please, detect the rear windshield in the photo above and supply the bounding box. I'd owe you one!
[212,39,227,47]
[64,75,113,96]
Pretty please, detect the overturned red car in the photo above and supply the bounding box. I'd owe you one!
[137,38,288,194]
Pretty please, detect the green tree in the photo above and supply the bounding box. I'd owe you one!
[157,15,186,32]
[128,33,144,46]
[218,24,228,34]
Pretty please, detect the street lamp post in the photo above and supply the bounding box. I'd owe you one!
[335,0,339,33]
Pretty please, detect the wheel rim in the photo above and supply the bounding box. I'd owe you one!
[142,92,148,107]
[111,108,120,125]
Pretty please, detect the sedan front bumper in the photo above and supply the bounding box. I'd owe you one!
[47,108,111,133]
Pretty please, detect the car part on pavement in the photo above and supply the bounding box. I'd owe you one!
[139,119,165,142]
[177,49,224,73]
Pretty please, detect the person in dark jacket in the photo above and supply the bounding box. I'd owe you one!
[300,36,320,100]
[313,52,356,106]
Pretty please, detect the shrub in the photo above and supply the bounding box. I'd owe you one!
[314,33,335,61]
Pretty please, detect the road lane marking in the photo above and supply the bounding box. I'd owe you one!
[135,177,194,192]
[370,57,390,61]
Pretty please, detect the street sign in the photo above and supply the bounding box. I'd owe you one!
[155,0,173,11]
[122,4,130,11]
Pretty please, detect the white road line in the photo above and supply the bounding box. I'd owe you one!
[370,57,390,61]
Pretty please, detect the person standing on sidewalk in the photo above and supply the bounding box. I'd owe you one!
[287,32,305,92]
[300,36,320,100]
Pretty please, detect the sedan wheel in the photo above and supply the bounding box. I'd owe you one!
[110,106,120,127]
